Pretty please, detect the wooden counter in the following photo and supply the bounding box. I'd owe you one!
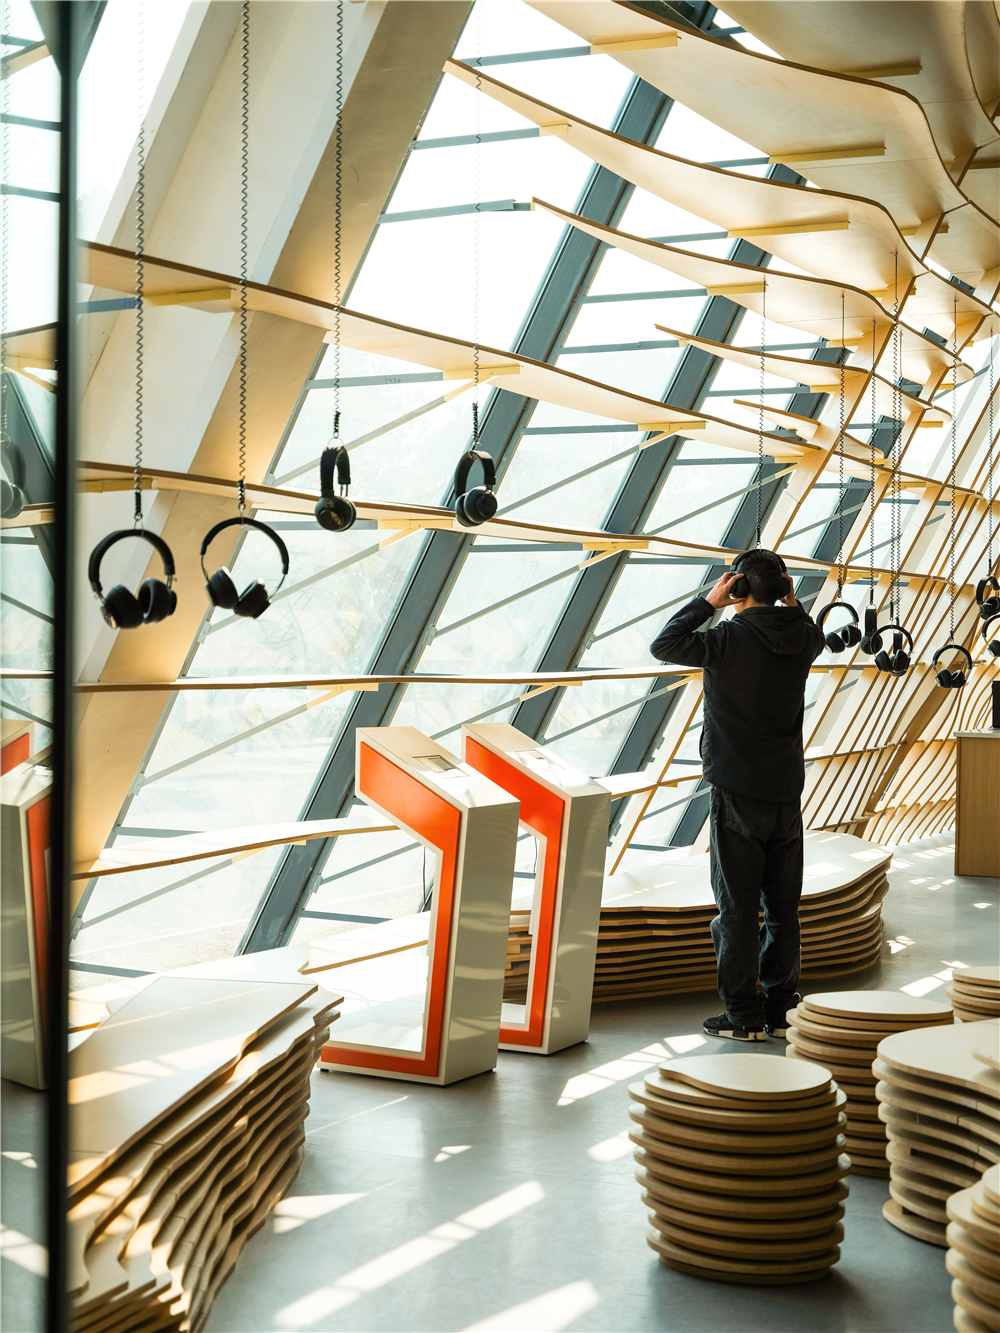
[954,730,1000,877]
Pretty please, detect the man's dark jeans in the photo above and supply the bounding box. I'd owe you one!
[708,785,803,1027]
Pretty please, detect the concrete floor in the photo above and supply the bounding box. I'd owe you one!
[2,832,997,1333]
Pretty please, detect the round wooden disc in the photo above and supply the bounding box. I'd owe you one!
[798,1008,951,1034]
[886,1142,981,1189]
[973,1042,1000,1072]
[877,1021,1000,1095]
[873,1060,998,1117]
[874,1081,965,1124]
[803,992,954,1022]
[985,1165,1000,1205]
[947,1223,1000,1280]
[640,1192,845,1239]
[953,1304,992,1333]
[630,1081,846,1129]
[947,990,1000,1015]
[952,982,1000,1002]
[659,1052,834,1101]
[882,1197,947,1247]
[633,1147,851,1197]
[629,1102,846,1154]
[787,1028,879,1064]
[643,1070,837,1112]
[647,1210,845,1260]
[972,1193,1000,1231]
[948,1186,1000,1248]
[629,1127,846,1175]
[953,969,1000,989]
[634,1167,849,1219]
[786,1045,877,1084]
[890,1163,955,1201]
[849,1162,890,1177]
[957,1006,998,1025]
[788,1014,888,1048]
[646,1229,839,1281]
[844,1100,881,1119]
[882,1121,983,1172]
[845,1122,886,1141]
[890,1179,947,1223]
[947,1249,1000,1306]
[881,1104,995,1157]
[951,1277,1000,1329]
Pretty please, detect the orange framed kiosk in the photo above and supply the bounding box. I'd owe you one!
[319,727,520,1085]
[462,723,609,1055]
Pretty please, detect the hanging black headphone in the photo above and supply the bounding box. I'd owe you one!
[729,548,791,601]
[873,623,913,677]
[200,517,289,619]
[453,449,497,528]
[981,614,1000,659]
[89,529,177,629]
[932,641,973,689]
[976,576,1000,621]
[315,445,356,532]
[816,600,862,654]
[1,442,25,519]
[860,604,881,655]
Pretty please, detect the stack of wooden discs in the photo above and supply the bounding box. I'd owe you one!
[504,910,531,1003]
[948,968,1000,1024]
[588,834,890,1003]
[784,991,954,1177]
[629,1052,849,1283]
[876,1019,1000,1246]
[946,1163,1000,1333]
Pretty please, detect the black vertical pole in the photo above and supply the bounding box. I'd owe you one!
[47,3,79,1329]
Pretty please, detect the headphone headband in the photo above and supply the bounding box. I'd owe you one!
[88,528,176,595]
[983,614,1000,641]
[731,547,788,575]
[876,623,914,653]
[931,641,973,672]
[199,517,290,592]
[454,449,495,498]
[976,575,1000,604]
[320,446,351,498]
[816,600,859,633]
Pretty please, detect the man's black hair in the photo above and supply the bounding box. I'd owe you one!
[739,552,789,604]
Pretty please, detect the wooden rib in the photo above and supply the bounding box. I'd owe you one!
[445,60,992,342]
[525,1,999,289]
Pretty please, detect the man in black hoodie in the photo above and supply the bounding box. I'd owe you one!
[649,551,827,1042]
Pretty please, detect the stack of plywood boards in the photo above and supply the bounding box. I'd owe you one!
[629,1052,849,1284]
[946,1162,1000,1333]
[948,969,1000,1024]
[504,913,531,1003]
[589,832,891,1003]
[784,992,954,1177]
[875,1020,1000,1247]
[67,975,340,1333]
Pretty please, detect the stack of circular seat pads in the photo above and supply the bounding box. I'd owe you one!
[784,991,954,1176]
[629,1052,849,1283]
[946,1162,1000,1333]
[948,969,1000,1024]
[875,1019,1000,1247]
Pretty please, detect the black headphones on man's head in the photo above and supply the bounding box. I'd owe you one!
[874,624,913,676]
[315,445,356,532]
[453,449,497,528]
[729,548,791,601]
[816,600,862,654]
[200,517,289,619]
[89,529,177,629]
[976,576,1000,621]
[932,641,972,689]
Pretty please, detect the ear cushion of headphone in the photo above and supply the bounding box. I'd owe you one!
[935,667,952,687]
[466,487,497,524]
[730,575,750,600]
[981,597,1000,620]
[951,670,966,688]
[138,578,176,624]
[988,638,1000,658]
[453,493,475,528]
[102,584,144,630]
[862,631,882,655]
[824,632,846,654]
[841,623,862,647]
[206,567,240,609]
[234,580,270,619]
[315,496,356,532]
[892,651,909,674]
[1,478,24,519]
[873,649,891,673]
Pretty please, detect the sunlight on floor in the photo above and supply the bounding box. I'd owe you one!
[434,1144,472,1163]
[271,1194,366,1235]
[0,1225,47,1277]
[587,1130,632,1162]
[273,1182,546,1329]
[461,1279,600,1332]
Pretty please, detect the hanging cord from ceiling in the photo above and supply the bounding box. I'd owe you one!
[332,0,343,447]
[987,336,995,577]
[836,293,846,598]
[237,0,249,516]
[755,282,766,547]
[949,298,958,643]
[133,1,145,528]
[868,319,877,603]
[472,2,482,450]
[888,253,902,625]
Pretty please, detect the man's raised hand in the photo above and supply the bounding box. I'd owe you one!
[705,571,742,609]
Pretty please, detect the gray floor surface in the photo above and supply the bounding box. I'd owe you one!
[2,833,997,1333]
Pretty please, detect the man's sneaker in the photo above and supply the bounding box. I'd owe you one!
[765,994,801,1039]
[703,1013,767,1042]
